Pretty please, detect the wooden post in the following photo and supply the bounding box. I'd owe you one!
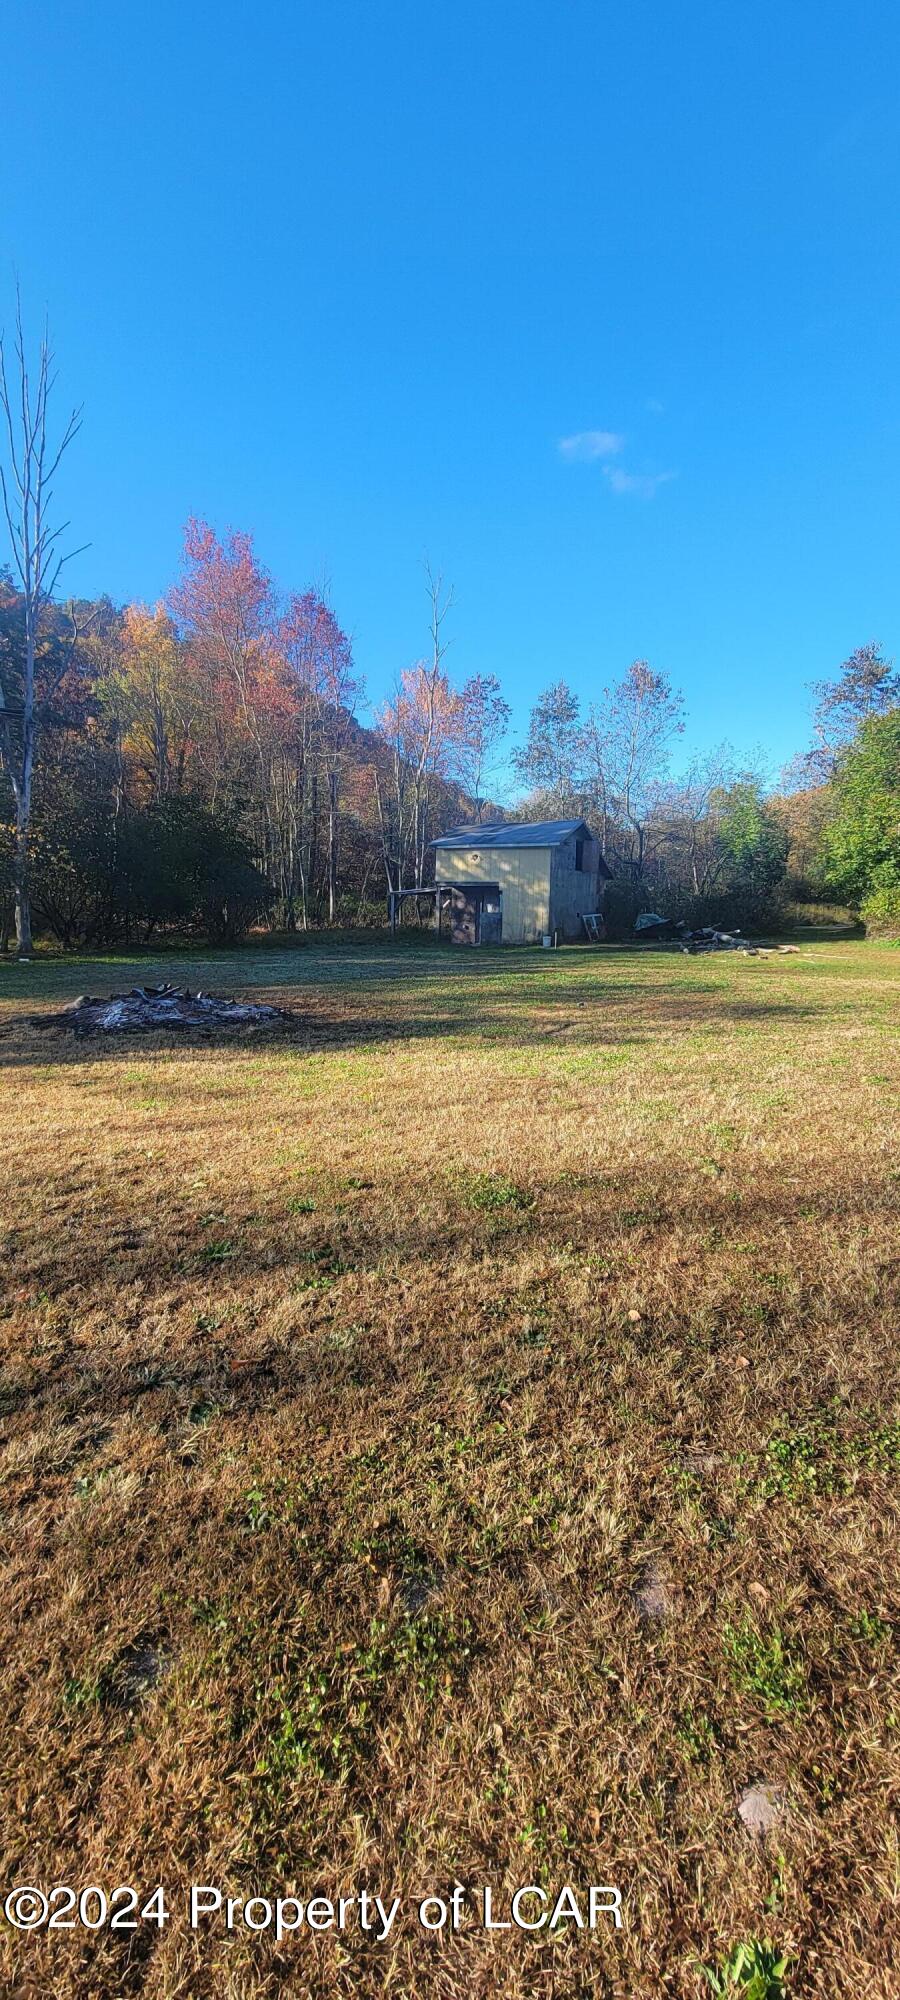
[389,892,396,936]
[434,887,441,936]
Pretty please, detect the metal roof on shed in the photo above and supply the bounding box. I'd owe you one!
[431,819,592,850]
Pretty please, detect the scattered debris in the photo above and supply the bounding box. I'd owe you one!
[737,1782,783,1839]
[634,913,804,956]
[632,1559,673,1624]
[45,985,290,1034]
[679,926,754,954]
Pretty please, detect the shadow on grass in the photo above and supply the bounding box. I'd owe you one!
[3,1149,898,1434]
[0,986,834,1071]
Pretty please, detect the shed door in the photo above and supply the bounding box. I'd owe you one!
[479,889,502,945]
[449,886,502,945]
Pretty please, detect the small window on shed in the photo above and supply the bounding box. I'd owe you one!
[574,838,585,871]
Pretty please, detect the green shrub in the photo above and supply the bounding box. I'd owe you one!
[821,711,900,912]
[861,875,900,937]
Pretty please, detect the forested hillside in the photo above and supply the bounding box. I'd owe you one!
[0,530,497,946]
[1,521,898,949]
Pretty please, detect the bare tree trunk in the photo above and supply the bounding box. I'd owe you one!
[409,564,453,892]
[308,767,319,914]
[372,764,394,894]
[13,722,34,955]
[153,687,168,801]
[0,294,82,959]
[354,855,375,925]
[11,581,37,952]
[327,768,338,920]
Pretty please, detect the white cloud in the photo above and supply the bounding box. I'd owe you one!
[603,465,675,500]
[558,429,625,461]
[558,427,674,497]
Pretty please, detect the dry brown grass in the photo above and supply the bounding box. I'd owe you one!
[0,937,898,1998]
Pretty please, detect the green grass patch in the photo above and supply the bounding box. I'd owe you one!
[724,1619,806,1718]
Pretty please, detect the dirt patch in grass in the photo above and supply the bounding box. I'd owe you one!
[0,940,898,1996]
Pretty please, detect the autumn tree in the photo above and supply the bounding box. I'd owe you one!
[0,516,501,945]
[375,660,463,891]
[276,588,362,924]
[98,603,195,802]
[169,517,277,819]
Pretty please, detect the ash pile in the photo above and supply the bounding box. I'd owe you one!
[58,984,289,1034]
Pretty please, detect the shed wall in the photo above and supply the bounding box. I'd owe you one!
[434,846,551,943]
[548,837,602,940]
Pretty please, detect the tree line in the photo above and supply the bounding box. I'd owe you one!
[505,646,900,935]
[0,534,515,949]
[0,305,898,952]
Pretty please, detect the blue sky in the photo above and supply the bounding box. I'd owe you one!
[4,0,899,793]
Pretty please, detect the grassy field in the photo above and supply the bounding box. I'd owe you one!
[0,936,898,1998]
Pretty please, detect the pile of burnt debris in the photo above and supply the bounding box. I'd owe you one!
[678,926,758,955]
[634,913,799,956]
[47,984,290,1034]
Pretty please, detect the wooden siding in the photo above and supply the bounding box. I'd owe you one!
[435,845,551,943]
[549,836,602,940]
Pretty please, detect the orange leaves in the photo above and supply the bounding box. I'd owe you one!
[164,523,361,776]
[378,663,466,779]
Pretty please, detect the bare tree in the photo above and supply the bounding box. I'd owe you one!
[371,566,462,912]
[458,673,512,819]
[318,610,362,922]
[0,295,82,955]
[512,680,584,813]
[410,564,456,886]
[599,661,684,878]
[652,747,741,895]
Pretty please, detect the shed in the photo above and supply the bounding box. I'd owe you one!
[429,819,611,945]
